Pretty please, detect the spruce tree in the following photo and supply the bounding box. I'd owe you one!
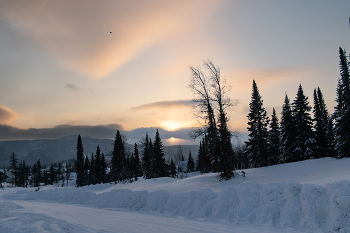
[49,165,55,185]
[148,138,155,178]
[141,133,152,179]
[94,146,101,184]
[292,84,314,160]
[84,156,90,185]
[196,141,203,172]
[17,161,26,187]
[152,129,167,177]
[133,143,141,180]
[313,87,330,158]
[89,153,95,184]
[9,152,18,187]
[100,153,107,183]
[334,47,350,158]
[199,135,211,172]
[280,94,294,163]
[170,158,177,178]
[245,80,269,168]
[76,135,85,187]
[187,151,194,172]
[111,130,126,183]
[36,159,42,187]
[267,108,281,165]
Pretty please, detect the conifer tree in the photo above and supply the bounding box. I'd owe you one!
[148,138,155,178]
[9,152,18,187]
[35,159,42,187]
[291,84,314,160]
[207,60,235,179]
[76,135,85,187]
[100,153,107,183]
[57,162,63,185]
[334,47,350,158]
[17,161,27,187]
[111,130,126,183]
[170,158,177,178]
[43,169,48,186]
[141,133,152,179]
[280,94,294,163]
[133,143,141,180]
[124,154,132,182]
[89,153,95,184]
[84,156,90,185]
[327,118,336,157]
[187,151,194,172]
[152,129,167,177]
[313,87,330,158]
[267,108,281,165]
[49,164,55,185]
[94,146,101,184]
[196,136,211,173]
[245,80,269,168]
[196,141,204,172]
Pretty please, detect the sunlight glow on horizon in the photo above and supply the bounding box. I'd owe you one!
[159,120,194,131]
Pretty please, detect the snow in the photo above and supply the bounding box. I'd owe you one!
[1,157,350,232]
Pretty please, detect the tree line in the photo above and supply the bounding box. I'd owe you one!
[245,46,350,168]
[192,47,350,176]
[4,152,73,188]
[75,129,169,187]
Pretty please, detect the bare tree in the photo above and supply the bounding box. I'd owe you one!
[189,60,237,180]
[188,64,217,139]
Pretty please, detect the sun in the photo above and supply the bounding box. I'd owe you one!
[159,120,193,131]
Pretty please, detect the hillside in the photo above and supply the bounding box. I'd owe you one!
[0,136,198,167]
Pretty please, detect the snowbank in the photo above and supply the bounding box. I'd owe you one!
[4,180,350,232]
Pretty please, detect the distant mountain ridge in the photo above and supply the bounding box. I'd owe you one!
[0,135,198,167]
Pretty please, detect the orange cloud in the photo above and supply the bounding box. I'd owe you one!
[227,67,311,93]
[0,106,18,124]
[0,0,218,79]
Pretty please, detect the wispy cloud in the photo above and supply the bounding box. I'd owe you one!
[0,106,18,124]
[130,100,192,111]
[64,84,81,91]
[0,1,217,79]
[229,67,311,91]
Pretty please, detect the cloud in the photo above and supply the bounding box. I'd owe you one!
[0,124,124,140]
[229,67,311,93]
[64,84,81,91]
[130,100,192,111]
[0,1,217,79]
[0,106,18,124]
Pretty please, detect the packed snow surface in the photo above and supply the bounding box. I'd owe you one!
[1,157,350,232]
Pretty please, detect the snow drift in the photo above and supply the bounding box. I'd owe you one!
[4,179,350,232]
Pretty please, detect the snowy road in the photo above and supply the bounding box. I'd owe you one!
[2,200,310,233]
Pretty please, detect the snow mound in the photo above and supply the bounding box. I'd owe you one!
[0,201,23,213]
[4,180,350,232]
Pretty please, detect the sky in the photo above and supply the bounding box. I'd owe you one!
[0,0,350,145]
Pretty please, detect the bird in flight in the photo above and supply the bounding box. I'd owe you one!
[110,31,112,33]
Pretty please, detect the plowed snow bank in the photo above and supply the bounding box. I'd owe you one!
[4,180,350,232]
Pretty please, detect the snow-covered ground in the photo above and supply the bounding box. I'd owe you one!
[0,157,349,233]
